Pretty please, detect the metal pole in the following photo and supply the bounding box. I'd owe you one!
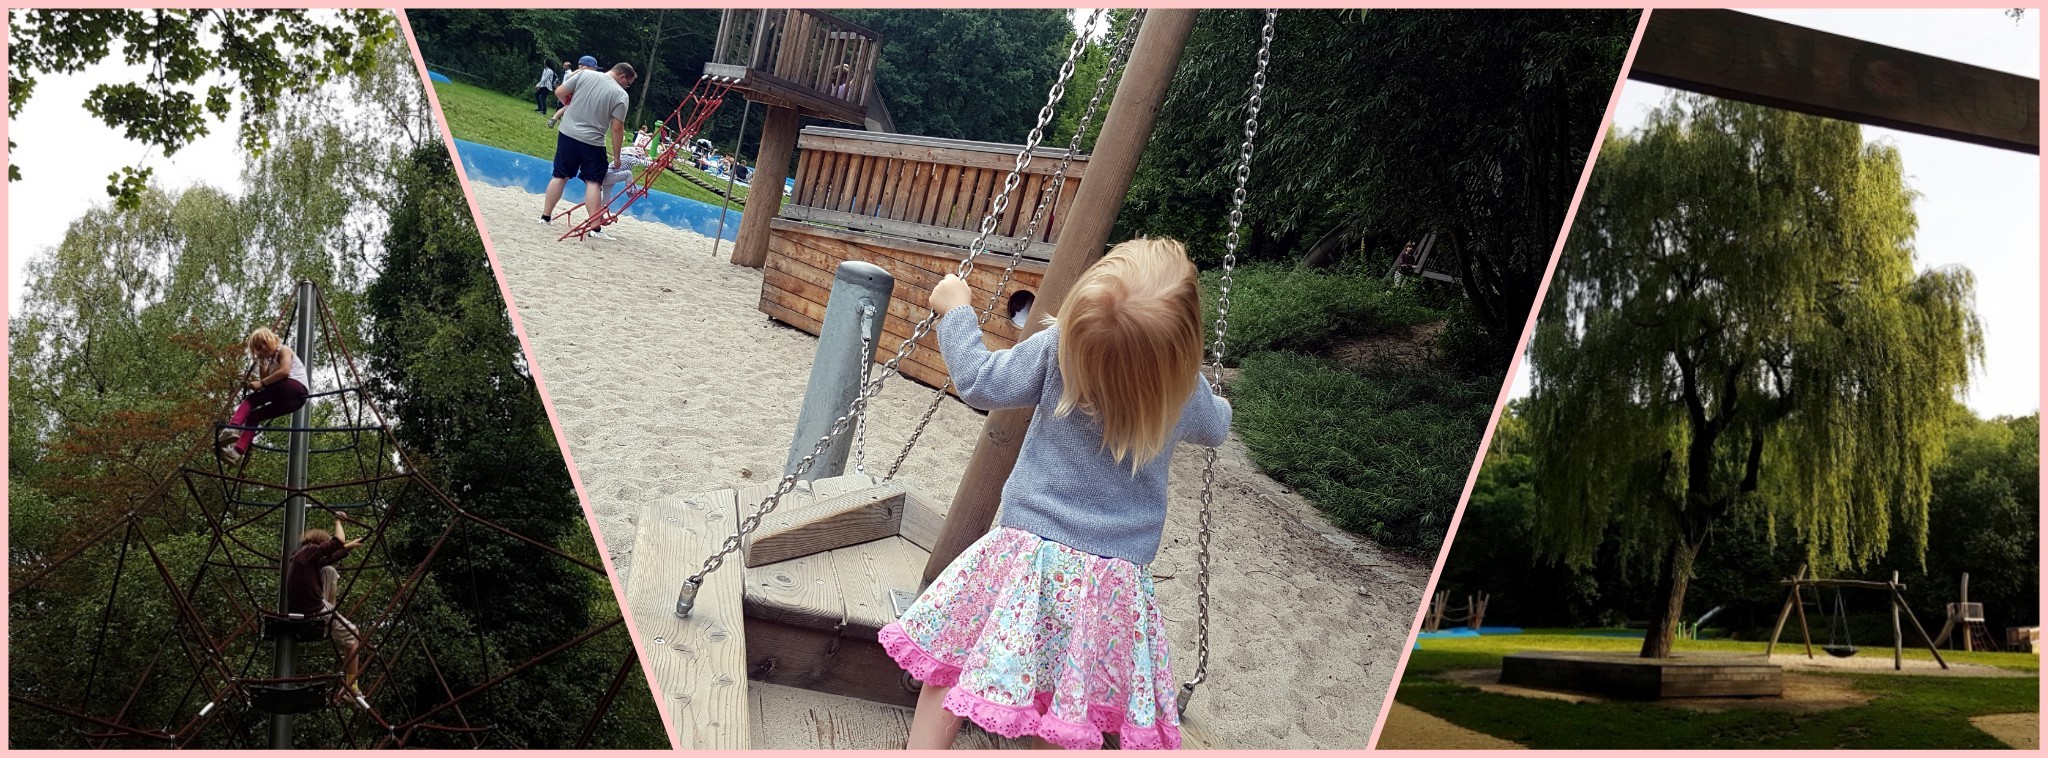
[268,280,318,748]
[785,261,894,479]
[711,99,753,258]
[924,10,1197,586]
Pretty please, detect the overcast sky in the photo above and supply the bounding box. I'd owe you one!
[1507,8,2040,419]
[8,49,249,316]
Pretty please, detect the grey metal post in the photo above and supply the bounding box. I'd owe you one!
[784,261,893,479]
[268,280,318,748]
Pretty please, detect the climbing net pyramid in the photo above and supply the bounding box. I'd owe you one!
[9,284,644,749]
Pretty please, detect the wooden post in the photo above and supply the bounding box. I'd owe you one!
[1765,564,1805,658]
[1896,590,1949,670]
[1960,573,1972,652]
[730,104,800,268]
[921,10,1198,586]
[1891,571,1903,670]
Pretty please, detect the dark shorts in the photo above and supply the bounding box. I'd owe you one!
[552,131,609,183]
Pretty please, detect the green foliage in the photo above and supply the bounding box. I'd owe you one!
[1396,634,2038,748]
[1045,10,1138,153]
[1119,10,1636,347]
[8,9,396,208]
[1200,264,1436,364]
[838,10,1072,143]
[8,34,657,747]
[1232,352,1497,554]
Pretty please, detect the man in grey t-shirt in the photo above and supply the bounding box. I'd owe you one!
[541,61,636,233]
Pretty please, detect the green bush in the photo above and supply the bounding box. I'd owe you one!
[1433,306,1514,375]
[1199,265,1440,365]
[1232,351,1499,554]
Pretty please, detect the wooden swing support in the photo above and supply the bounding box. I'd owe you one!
[1763,564,1948,671]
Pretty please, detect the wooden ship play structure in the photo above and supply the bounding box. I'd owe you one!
[616,9,1282,748]
[1494,9,2035,703]
[7,283,641,749]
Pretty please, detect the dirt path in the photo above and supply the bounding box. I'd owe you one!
[1374,702,1525,749]
[470,183,1432,748]
[1969,713,2039,750]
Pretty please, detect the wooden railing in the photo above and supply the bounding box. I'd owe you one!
[712,9,881,111]
[780,127,1091,259]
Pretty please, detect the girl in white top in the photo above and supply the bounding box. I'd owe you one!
[217,327,312,465]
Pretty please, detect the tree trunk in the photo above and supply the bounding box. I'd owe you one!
[1640,537,1702,658]
[634,11,666,128]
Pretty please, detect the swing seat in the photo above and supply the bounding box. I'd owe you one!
[246,680,332,715]
[1822,644,1858,658]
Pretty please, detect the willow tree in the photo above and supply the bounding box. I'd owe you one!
[1527,95,1983,658]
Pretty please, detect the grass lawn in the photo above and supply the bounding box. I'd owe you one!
[431,80,747,207]
[1396,632,2039,748]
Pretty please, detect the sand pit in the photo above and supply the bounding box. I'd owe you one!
[1969,713,2040,750]
[1770,653,2033,678]
[470,183,1431,748]
[1436,668,1873,713]
[1374,702,1525,750]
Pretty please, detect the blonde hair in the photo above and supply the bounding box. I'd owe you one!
[248,327,281,357]
[1049,237,1206,471]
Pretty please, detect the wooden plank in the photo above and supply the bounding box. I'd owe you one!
[771,218,1052,278]
[750,682,1026,749]
[936,167,966,229]
[834,536,927,638]
[892,161,924,222]
[919,165,950,225]
[774,224,1045,310]
[860,154,889,216]
[898,485,947,552]
[738,68,868,126]
[743,482,909,567]
[1046,176,1078,243]
[757,289,954,391]
[625,488,750,748]
[779,205,1058,259]
[765,250,1027,349]
[1630,9,2038,154]
[798,127,1097,176]
[792,149,818,206]
[744,549,842,629]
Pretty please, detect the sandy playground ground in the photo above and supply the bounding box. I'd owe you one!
[471,183,1433,748]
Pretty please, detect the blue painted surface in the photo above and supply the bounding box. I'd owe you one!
[427,71,452,83]
[451,139,742,242]
[1413,626,1526,641]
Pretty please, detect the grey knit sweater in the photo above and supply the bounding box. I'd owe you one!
[935,305,1232,565]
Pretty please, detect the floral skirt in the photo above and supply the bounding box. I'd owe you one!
[878,527,1180,750]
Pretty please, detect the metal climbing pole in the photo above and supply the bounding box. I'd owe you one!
[268,280,317,748]
[784,261,894,479]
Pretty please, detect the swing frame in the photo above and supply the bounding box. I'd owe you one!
[1764,564,1949,671]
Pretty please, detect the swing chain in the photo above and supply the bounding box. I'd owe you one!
[852,303,877,475]
[887,10,1146,481]
[1181,8,1275,717]
[678,10,1109,616]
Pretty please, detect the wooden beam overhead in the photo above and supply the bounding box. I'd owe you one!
[1629,9,2039,154]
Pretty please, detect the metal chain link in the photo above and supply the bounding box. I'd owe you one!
[886,9,1147,481]
[1180,8,1275,717]
[852,304,877,475]
[677,8,1111,617]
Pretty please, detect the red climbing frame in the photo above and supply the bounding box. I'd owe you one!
[556,76,735,241]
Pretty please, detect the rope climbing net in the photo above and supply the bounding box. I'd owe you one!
[555,76,735,241]
[8,283,643,749]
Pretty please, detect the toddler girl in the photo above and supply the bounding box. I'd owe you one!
[880,237,1231,750]
[216,327,310,465]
